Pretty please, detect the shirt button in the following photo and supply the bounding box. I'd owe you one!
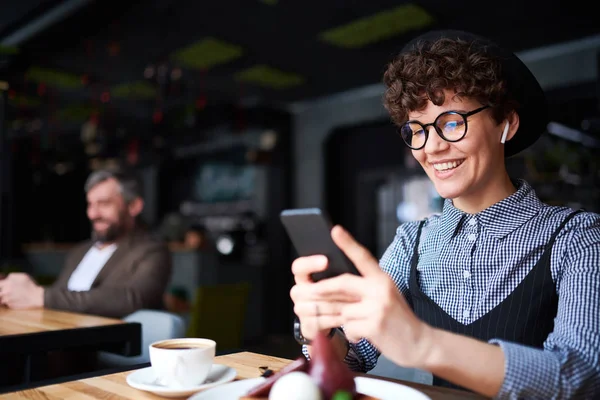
[468,219,477,226]
[467,233,476,241]
[463,270,471,279]
[463,309,470,319]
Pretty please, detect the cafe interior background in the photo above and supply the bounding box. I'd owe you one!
[0,0,599,359]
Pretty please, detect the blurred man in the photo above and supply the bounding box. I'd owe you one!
[0,167,172,318]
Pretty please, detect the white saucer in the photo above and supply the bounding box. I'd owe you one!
[126,364,237,398]
[188,376,431,400]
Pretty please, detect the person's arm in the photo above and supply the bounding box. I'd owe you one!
[302,221,420,372]
[44,242,172,318]
[417,217,600,399]
[418,328,505,396]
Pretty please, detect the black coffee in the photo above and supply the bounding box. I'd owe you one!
[153,343,211,350]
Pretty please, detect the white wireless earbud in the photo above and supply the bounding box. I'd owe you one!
[500,121,509,144]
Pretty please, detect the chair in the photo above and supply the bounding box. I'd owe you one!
[368,354,433,385]
[97,309,186,367]
[186,282,250,351]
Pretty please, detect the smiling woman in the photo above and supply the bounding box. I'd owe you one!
[382,33,542,214]
[402,93,518,213]
[289,29,600,400]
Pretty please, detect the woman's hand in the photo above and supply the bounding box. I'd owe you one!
[291,225,506,397]
[290,253,358,341]
[305,225,434,369]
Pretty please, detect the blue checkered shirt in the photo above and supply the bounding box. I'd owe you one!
[302,179,600,399]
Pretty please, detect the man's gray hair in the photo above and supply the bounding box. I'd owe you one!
[84,166,144,203]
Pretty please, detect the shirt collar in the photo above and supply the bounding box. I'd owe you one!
[440,179,544,240]
[93,242,118,251]
[439,199,466,238]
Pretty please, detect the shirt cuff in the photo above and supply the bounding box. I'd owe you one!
[301,344,311,360]
[489,339,560,399]
[344,342,364,372]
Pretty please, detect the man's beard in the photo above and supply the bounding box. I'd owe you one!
[91,221,125,243]
[91,211,129,243]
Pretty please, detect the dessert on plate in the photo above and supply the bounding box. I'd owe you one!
[241,329,379,400]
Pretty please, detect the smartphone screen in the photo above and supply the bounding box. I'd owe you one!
[280,208,360,281]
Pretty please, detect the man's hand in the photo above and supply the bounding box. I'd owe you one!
[0,273,45,309]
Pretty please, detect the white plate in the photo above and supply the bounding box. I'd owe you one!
[125,364,237,398]
[188,376,431,400]
[355,376,431,400]
[187,378,264,400]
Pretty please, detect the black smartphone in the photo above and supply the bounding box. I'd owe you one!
[280,208,360,281]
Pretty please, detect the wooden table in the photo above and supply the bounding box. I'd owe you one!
[0,308,125,335]
[0,308,141,383]
[0,351,487,399]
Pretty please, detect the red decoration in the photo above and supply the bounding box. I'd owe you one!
[81,74,89,85]
[37,83,46,96]
[195,96,207,110]
[8,90,16,99]
[100,91,110,103]
[127,138,139,165]
[152,110,163,124]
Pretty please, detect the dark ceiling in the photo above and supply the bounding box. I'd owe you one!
[0,0,598,131]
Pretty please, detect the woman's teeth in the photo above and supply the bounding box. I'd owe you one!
[433,159,464,171]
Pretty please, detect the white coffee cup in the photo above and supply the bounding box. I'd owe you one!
[149,338,216,388]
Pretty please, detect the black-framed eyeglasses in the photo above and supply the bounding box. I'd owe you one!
[399,106,490,150]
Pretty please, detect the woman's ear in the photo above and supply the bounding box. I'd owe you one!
[503,111,520,143]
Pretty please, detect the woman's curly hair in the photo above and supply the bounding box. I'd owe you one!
[383,37,519,126]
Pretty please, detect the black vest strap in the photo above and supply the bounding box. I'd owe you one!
[407,209,583,391]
